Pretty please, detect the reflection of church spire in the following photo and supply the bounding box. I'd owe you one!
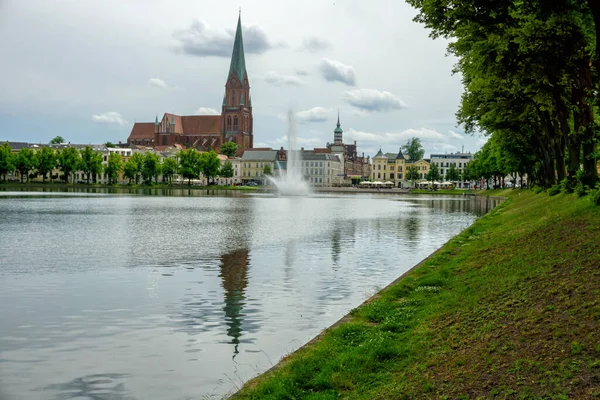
[331,223,341,267]
[219,248,250,356]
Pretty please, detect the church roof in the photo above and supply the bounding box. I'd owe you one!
[129,123,155,140]
[228,14,247,82]
[180,115,221,134]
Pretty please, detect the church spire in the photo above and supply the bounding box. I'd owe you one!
[334,112,343,145]
[227,13,247,82]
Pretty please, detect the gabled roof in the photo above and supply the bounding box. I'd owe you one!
[395,148,404,159]
[129,122,155,140]
[373,148,385,158]
[163,113,183,134]
[228,14,247,82]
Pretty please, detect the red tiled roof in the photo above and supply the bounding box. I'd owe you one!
[181,115,221,134]
[313,148,331,153]
[163,113,184,134]
[128,123,155,140]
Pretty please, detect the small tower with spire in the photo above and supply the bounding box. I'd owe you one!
[334,111,343,145]
[221,11,253,151]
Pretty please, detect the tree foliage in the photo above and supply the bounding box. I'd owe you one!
[49,136,65,144]
[425,163,441,186]
[199,150,221,183]
[220,142,238,158]
[123,158,138,184]
[36,146,56,183]
[445,164,461,182]
[0,143,14,182]
[79,146,103,184]
[142,152,161,184]
[405,165,421,187]
[179,148,201,185]
[106,152,123,184]
[220,161,234,180]
[161,157,178,184]
[14,147,36,183]
[406,0,599,188]
[57,147,81,183]
[402,138,425,162]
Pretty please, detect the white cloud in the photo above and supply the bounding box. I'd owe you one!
[148,78,168,89]
[344,89,407,112]
[173,19,283,57]
[295,107,331,123]
[320,58,356,86]
[447,130,463,140]
[263,71,305,86]
[195,107,220,115]
[300,36,332,53]
[91,111,127,126]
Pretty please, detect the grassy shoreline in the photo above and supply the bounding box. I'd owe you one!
[230,190,600,399]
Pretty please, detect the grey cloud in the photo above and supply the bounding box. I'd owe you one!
[343,89,407,112]
[263,71,305,86]
[295,69,310,76]
[320,58,356,86]
[92,112,127,126]
[173,19,283,57]
[300,36,332,53]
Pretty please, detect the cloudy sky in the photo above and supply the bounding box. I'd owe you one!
[0,0,487,158]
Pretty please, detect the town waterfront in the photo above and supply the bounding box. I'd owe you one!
[0,190,499,399]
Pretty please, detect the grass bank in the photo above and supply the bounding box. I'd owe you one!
[231,190,600,399]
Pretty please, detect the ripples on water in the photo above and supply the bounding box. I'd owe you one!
[0,190,499,399]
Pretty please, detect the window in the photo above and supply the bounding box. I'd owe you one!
[391,165,394,171]
[384,165,386,170]
[227,116,232,131]
[256,163,258,168]
[233,116,238,131]
[378,165,381,170]
[390,173,395,179]
[378,173,381,179]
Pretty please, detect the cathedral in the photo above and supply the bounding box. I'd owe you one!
[127,14,254,153]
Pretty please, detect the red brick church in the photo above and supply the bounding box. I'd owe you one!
[127,14,254,152]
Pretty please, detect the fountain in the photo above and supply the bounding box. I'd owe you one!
[267,109,312,196]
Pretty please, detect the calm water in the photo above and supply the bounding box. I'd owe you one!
[0,190,499,400]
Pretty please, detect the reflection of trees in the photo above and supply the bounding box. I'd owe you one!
[331,223,341,267]
[404,213,421,245]
[330,219,357,268]
[219,248,250,356]
[42,373,134,400]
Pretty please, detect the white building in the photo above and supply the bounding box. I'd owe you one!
[300,151,344,187]
[430,152,474,189]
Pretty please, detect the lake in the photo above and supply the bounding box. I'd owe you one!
[0,189,499,399]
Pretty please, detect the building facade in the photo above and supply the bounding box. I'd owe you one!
[430,152,473,188]
[325,116,371,183]
[128,14,254,154]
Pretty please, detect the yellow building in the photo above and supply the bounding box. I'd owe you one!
[240,149,277,185]
[371,148,430,188]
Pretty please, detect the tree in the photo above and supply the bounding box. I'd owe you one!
[105,152,123,184]
[49,136,65,144]
[79,146,103,184]
[402,138,425,162]
[179,148,201,185]
[199,150,221,184]
[405,165,420,188]
[220,161,234,184]
[129,152,145,184]
[142,152,161,184]
[104,142,116,148]
[123,158,138,184]
[445,164,461,182]
[0,142,14,182]
[57,147,80,183]
[36,146,56,183]
[263,163,272,176]
[161,157,178,184]
[425,163,441,188]
[14,148,36,183]
[220,142,238,158]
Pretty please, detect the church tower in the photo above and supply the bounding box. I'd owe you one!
[222,13,253,150]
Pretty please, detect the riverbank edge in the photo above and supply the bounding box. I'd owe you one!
[228,190,510,398]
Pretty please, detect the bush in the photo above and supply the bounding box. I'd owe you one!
[532,185,544,194]
[548,184,561,196]
[560,178,573,194]
[590,183,600,206]
[574,182,589,197]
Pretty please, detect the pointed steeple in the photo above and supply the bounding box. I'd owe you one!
[333,111,343,145]
[396,147,404,159]
[228,13,247,82]
[222,93,227,106]
[374,147,385,158]
[154,115,159,126]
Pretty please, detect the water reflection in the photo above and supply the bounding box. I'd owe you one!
[219,249,250,356]
[41,373,133,400]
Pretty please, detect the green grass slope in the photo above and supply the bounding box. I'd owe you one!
[232,191,600,399]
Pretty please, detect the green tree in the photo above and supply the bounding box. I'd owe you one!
[402,138,425,162]
[129,152,145,184]
[405,165,420,188]
[263,163,272,176]
[36,146,56,183]
[57,147,80,183]
[425,163,441,188]
[199,150,221,184]
[79,146,103,184]
[14,148,36,183]
[219,161,234,184]
[445,164,461,182]
[105,152,123,184]
[0,142,15,182]
[161,157,178,184]
[142,152,161,184]
[104,142,116,148]
[220,142,239,158]
[179,148,201,185]
[123,158,138,184]
[49,136,65,144]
